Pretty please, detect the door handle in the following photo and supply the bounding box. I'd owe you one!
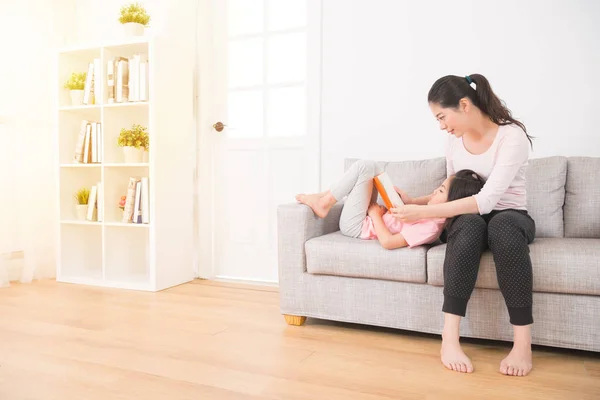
[213,122,226,132]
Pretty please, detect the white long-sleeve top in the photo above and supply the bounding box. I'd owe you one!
[445,123,530,215]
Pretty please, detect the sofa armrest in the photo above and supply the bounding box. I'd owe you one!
[277,202,342,315]
[277,202,342,270]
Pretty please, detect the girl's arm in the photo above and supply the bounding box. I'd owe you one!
[391,196,479,221]
[394,186,432,205]
[368,205,408,249]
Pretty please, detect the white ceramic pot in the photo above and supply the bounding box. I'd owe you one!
[123,146,144,163]
[124,22,145,37]
[70,90,84,106]
[75,204,88,221]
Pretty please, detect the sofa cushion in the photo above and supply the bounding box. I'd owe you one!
[345,157,446,199]
[306,231,428,283]
[426,238,600,296]
[525,156,567,238]
[564,157,600,238]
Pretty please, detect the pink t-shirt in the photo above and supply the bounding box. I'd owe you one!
[446,123,530,215]
[360,212,446,248]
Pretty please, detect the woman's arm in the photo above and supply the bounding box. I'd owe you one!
[368,205,408,249]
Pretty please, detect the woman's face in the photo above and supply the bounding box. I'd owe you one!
[430,100,470,138]
[428,177,452,205]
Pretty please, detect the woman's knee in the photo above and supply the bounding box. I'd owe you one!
[488,212,528,247]
[447,214,487,242]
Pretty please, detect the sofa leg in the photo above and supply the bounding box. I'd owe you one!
[284,315,307,326]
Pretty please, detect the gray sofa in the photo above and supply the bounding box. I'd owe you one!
[277,156,600,352]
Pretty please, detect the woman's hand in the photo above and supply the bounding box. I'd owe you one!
[367,203,386,218]
[390,204,427,222]
[394,186,413,205]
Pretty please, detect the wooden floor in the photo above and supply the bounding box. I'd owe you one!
[0,280,598,400]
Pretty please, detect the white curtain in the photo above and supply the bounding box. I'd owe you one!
[0,1,72,286]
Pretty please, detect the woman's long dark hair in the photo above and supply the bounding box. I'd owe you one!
[427,74,533,147]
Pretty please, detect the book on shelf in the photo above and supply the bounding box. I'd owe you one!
[122,176,149,224]
[86,182,102,222]
[73,120,102,164]
[108,53,149,104]
[82,58,101,105]
[373,172,404,210]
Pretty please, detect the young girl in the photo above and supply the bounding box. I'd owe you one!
[296,159,485,250]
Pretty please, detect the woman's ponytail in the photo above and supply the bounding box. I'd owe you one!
[428,74,533,147]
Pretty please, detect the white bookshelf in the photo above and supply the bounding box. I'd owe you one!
[55,36,195,291]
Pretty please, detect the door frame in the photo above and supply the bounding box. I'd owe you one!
[194,0,323,281]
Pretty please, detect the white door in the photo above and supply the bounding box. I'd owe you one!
[196,0,321,283]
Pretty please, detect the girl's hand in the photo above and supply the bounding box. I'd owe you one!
[390,204,426,222]
[394,186,412,205]
[367,203,386,217]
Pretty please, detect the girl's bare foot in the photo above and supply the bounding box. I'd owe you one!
[500,325,533,376]
[441,313,473,373]
[296,191,336,218]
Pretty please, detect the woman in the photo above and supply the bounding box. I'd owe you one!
[391,74,536,377]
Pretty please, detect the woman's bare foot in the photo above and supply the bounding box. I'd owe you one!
[500,325,533,376]
[296,191,336,218]
[441,334,474,373]
[440,313,473,373]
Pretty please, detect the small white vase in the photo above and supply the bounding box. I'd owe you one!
[123,146,144,163]
[70,90,84,106]
[124,22,145,37]
[75,204,88,221]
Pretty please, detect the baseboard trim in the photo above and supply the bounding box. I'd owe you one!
[211,275,279,288]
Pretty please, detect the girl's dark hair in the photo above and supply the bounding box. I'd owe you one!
[427,74,533,147]
[444,169,486,231]
[447,169,486,202]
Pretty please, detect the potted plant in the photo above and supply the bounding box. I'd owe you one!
[73,187,90,220]
[117,123,149,163]
[118,2,151,37]
[64,72,87,106]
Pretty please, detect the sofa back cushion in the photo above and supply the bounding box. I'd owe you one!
[564,157,600,238]
[525,156,567,238]
[344,157,446,199]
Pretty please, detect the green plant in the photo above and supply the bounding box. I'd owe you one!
[117,124,149,149]
[118,2,151,26]
[74,187,90,205]
[64,72,87,90]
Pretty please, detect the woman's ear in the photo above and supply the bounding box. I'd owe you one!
[459,97,470,113]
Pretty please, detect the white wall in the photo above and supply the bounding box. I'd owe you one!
[0,0,75,280]
[320,0,600,188]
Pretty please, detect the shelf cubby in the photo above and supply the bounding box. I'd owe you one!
[104,225,150,284]
[59,224,103,280]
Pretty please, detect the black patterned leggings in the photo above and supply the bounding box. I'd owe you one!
[441,209,536,326]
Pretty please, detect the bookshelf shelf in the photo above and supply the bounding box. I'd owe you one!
[56,36,195,292]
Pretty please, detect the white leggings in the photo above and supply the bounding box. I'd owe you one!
[330,159,383,238]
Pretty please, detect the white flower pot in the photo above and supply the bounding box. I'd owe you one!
[75,204,88,221]
[70,90,84,106]
[123,146,144,163]
[124,22,145,37]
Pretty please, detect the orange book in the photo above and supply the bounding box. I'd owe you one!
[373,172,404,209]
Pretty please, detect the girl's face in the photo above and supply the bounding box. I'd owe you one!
[430,100,470,138]
[428,177,452,205]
